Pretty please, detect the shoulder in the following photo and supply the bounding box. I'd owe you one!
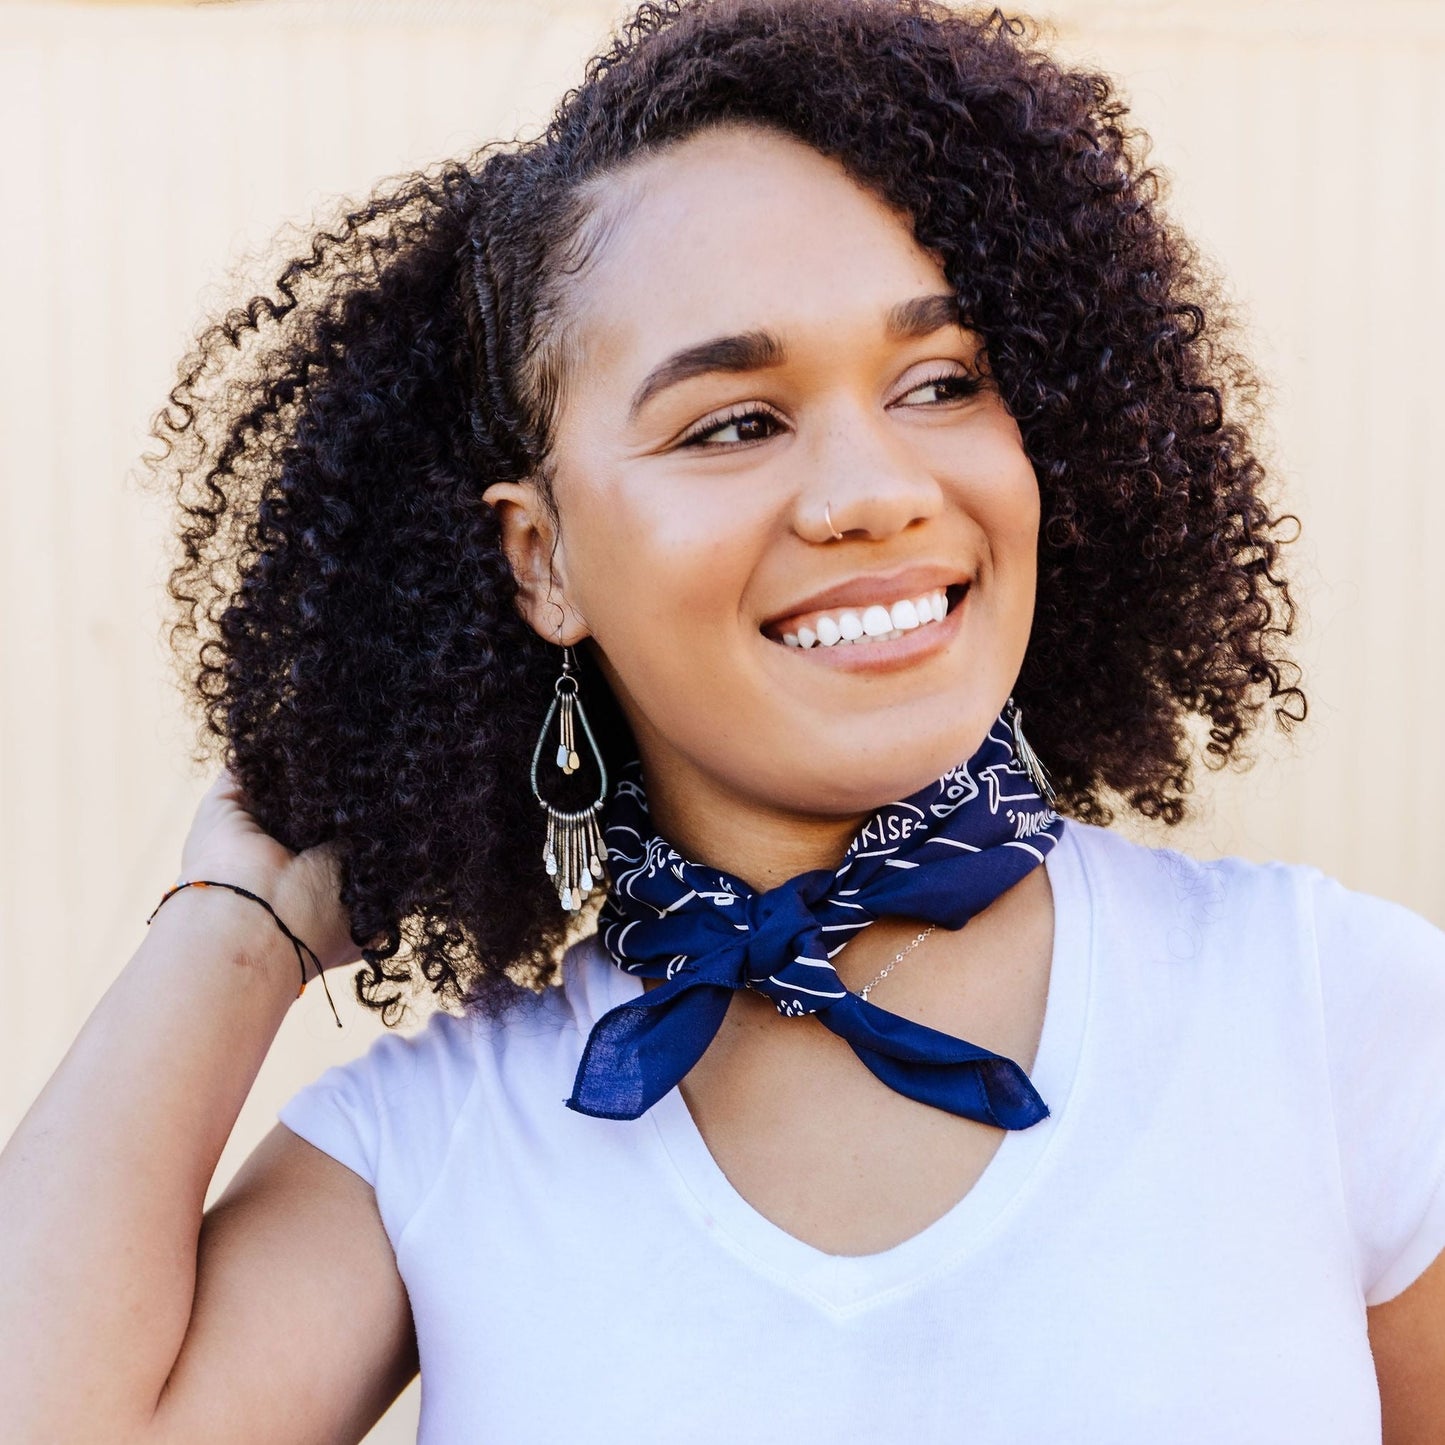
[1062,818,1445,1306]
[277,1005,487,1181]
[1059,817,1444,979]
[279,934,607,1144]
[303,964,592,1105]
[341,1003,488,1109]
[1059,811,1445,1030]
[276,961,597,1245]
[1058,816,1318,939]
[1300,871,1445,1305]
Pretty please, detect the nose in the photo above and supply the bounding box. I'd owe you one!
[791,392,945,545]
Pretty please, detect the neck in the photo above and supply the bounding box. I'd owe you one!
[634,754,873,892]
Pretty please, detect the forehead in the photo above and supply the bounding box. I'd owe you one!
[564,125,949,374]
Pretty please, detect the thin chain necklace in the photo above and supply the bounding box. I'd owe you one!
[857,924,937,1001]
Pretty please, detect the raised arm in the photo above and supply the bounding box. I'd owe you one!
[0,771,415,1445]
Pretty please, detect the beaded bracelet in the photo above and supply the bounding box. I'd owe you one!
[146,879,343,1028]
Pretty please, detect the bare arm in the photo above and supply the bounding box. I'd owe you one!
[0,769,413,1445]
[1369,1245,1445,1445]
[150,1120,418,1445]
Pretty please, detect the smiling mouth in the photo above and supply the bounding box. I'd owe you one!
[766,582,970,649]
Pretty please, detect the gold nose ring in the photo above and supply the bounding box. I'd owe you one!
[824,501,844,541]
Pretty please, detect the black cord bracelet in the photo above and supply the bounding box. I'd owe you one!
[147,880,343,1028]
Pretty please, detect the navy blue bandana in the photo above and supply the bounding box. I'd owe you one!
[565,707,1067,1126]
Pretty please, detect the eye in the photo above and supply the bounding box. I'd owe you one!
[677,405,784,450]
[896,368,986,407]
[675,368,984,451]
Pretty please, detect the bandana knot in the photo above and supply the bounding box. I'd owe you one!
[737,885,839,1014]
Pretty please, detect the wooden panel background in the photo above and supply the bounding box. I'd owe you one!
[2,1,1441,1439]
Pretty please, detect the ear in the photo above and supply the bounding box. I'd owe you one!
[482,480,590,646]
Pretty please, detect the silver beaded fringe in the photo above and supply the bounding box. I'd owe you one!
[531,649,610,913]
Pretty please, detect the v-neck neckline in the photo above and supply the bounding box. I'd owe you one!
[581,820,1096,1316]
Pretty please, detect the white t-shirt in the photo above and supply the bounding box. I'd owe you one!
[277,819,1445,1443]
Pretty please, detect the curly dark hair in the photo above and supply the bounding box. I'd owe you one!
[141,0,1305,1026]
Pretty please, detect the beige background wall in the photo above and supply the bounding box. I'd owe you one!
[2,0,1441,1440]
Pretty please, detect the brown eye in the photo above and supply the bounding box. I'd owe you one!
[900,371,984,406]
[679,406,784,449]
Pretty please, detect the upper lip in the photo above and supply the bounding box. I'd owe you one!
[759,564,970,633]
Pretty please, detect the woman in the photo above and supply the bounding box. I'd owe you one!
[3,0,1444,1440]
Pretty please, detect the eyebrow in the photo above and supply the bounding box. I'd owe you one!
[626,291,966,422]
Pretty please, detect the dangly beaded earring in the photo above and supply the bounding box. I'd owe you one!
[530,645,610,912]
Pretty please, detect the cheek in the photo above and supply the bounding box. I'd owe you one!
[567,476,770,650]
[965,420,1040,560]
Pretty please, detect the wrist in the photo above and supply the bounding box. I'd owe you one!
[148,880,308,994]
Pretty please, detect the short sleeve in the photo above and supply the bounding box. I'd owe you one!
[1312,871,1445,1306]
[277,1005,480,1247]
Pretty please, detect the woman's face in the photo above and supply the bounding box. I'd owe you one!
[488,123,1041,823]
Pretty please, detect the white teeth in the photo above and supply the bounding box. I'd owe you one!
[891,599,920,631]
[861,605,893,636]
[774,586,953,650]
